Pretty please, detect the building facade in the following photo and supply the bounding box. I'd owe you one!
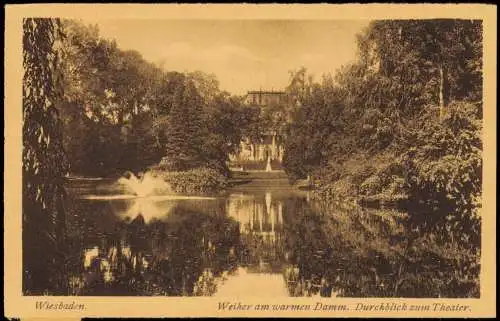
[229,90,287,171]
[245,90,287,106]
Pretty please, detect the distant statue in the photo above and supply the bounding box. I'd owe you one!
[122,170,134,180]
[265,156,272,172]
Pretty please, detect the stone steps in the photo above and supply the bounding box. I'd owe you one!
[231,171,288,180]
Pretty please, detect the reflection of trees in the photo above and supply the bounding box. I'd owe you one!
[65,191,477,297]
[281,196,478,298]
[281,197,336,297]
[68,202,240,296]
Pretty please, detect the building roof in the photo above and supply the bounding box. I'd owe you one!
[247,90,286,95]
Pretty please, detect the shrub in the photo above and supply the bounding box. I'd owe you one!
[151,166,228,195]
[359,175,383,196]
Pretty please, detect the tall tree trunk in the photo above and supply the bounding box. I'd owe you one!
[439,65,447,120]
[55,187,67,293]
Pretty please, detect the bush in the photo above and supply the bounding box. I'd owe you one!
[150,166,228,195]
[313,152,403,204]
[359,175,383,195]
[402,101,482,247]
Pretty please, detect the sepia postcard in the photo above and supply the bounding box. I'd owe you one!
[4,3,497,319]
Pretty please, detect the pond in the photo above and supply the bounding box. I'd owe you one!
[63,175,479,298]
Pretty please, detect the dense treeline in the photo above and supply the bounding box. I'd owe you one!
[60,20,259,177]
[282,20,482,296]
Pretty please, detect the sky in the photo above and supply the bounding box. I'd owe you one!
[84,19,371,95]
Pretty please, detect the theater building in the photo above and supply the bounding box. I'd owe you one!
[229,90,287,171]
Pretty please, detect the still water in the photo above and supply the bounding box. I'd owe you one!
[64,176,473,298]
[66,177,314,297]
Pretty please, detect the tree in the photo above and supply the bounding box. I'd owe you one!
[162,76,205,171]
[283,69,344,182]
[357,20,482,121]
[202,93,260,176]
[286,67,314,109]
[186,70,221,107]
[239,104,265,144]
[23,18,68,294]
[283,19,483,249]
[59,20,167,175]
[403,101,482,246]
[282,19,483,297]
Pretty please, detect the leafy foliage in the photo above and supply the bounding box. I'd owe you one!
[283,73,345,181]
[151,167,229,195]
[58,20,259,177]
[160,74,205,171]
[402,101,482,246]
[23,18,68,294]
[281,19,483,297]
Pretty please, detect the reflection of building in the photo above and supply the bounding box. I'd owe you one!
[226,192,285,272]
[227,193,283,237]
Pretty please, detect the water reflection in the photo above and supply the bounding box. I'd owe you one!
[65,182,476,298]
[67,191,339,297]
[212,192,289,297]
[226,192,285,273]
[118,198,176,223]
[67,197,240,296]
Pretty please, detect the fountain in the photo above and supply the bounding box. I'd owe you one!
[80,170,216,201]
[117,171,170,197]
[77,170,219,222]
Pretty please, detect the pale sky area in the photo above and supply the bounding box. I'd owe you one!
[84,19,371,95]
